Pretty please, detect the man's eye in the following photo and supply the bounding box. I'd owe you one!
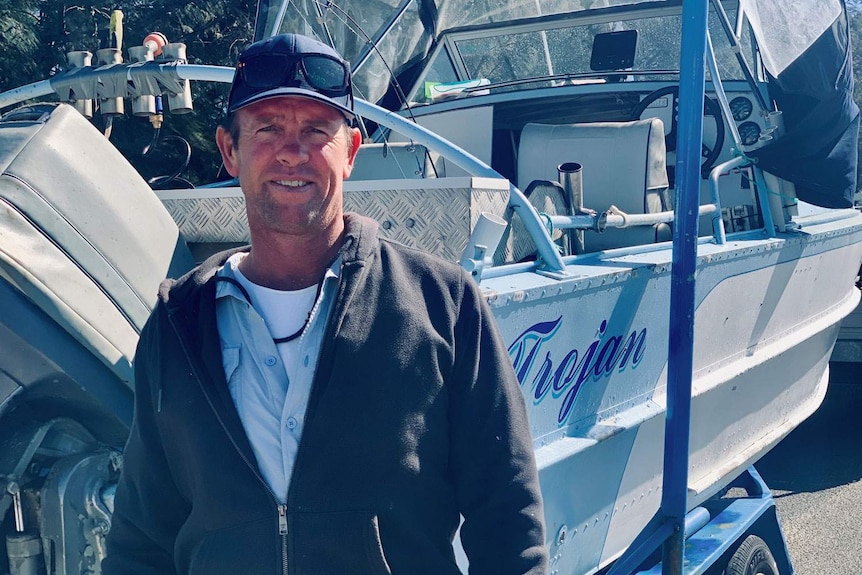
[254,124,280,134]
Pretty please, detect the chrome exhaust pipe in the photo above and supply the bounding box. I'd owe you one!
[558,162,584,254]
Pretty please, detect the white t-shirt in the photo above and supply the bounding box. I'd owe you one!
[231,263,319,377]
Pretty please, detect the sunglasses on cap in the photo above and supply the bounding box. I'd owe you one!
[237,52,351,97]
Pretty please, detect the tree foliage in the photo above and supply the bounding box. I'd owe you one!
[0,0,43,89]
[0,0,256,185]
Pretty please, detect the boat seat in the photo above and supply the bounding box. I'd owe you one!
[350,142,432,180]
[516,118,670,252]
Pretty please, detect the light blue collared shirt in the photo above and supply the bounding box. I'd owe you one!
[215,253,340,504]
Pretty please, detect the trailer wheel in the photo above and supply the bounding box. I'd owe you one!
[724,535,779,575]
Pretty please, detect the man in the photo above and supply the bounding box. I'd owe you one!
[104,33,547,575]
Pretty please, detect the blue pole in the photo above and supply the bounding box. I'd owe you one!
[661,0,707,573]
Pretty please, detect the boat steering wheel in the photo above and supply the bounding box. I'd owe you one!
[629,85,725,178]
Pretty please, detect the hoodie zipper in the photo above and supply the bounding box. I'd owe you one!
[279,504,289,575]
[167,312,290,575]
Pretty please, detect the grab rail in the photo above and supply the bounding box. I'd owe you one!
[545,204,719,233]
[534,155,758,248]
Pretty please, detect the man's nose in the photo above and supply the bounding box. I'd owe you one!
[275,137,309,165]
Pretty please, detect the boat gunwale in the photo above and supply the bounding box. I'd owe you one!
[480,209,862,303]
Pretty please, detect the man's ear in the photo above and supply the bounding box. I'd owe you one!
[343,127,362,179]
[216,125,239,177]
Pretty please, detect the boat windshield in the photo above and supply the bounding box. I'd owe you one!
[257,0,756,107]
[406,6,755,105]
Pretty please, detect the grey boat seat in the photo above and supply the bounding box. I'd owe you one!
[350,142,433,180]
[516,118,670,253]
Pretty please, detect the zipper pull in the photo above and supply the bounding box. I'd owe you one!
[277,504,288,535]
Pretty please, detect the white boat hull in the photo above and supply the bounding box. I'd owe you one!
[484,213,862,574]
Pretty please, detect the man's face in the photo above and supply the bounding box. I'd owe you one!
[216,96,361,239]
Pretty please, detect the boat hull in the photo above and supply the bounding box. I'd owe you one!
[484,215,862,574]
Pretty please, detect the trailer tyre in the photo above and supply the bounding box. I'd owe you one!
[724,535,779,575]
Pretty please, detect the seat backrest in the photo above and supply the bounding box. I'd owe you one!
[351,142,431,180]
[517,118,668,251]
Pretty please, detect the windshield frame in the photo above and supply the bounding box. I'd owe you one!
[403,0,754,106]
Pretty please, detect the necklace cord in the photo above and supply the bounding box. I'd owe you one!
[213,275,324,344]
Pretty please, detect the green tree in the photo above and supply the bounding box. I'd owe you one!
[0,0,43,90]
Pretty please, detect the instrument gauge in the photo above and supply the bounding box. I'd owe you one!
[729,96,753,122]
[738,121,761,146]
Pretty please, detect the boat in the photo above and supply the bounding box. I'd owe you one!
[1,0,861,573]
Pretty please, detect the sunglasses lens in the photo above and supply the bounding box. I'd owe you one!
[233,51,351,113]
[242,54,293,88]
[301,56,348,92]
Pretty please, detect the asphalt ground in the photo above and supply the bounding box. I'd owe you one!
[756,362,862,574]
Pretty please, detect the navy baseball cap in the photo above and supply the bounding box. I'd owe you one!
[227,34,354,120]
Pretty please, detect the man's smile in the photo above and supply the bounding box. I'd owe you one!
[273,179,312,189]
